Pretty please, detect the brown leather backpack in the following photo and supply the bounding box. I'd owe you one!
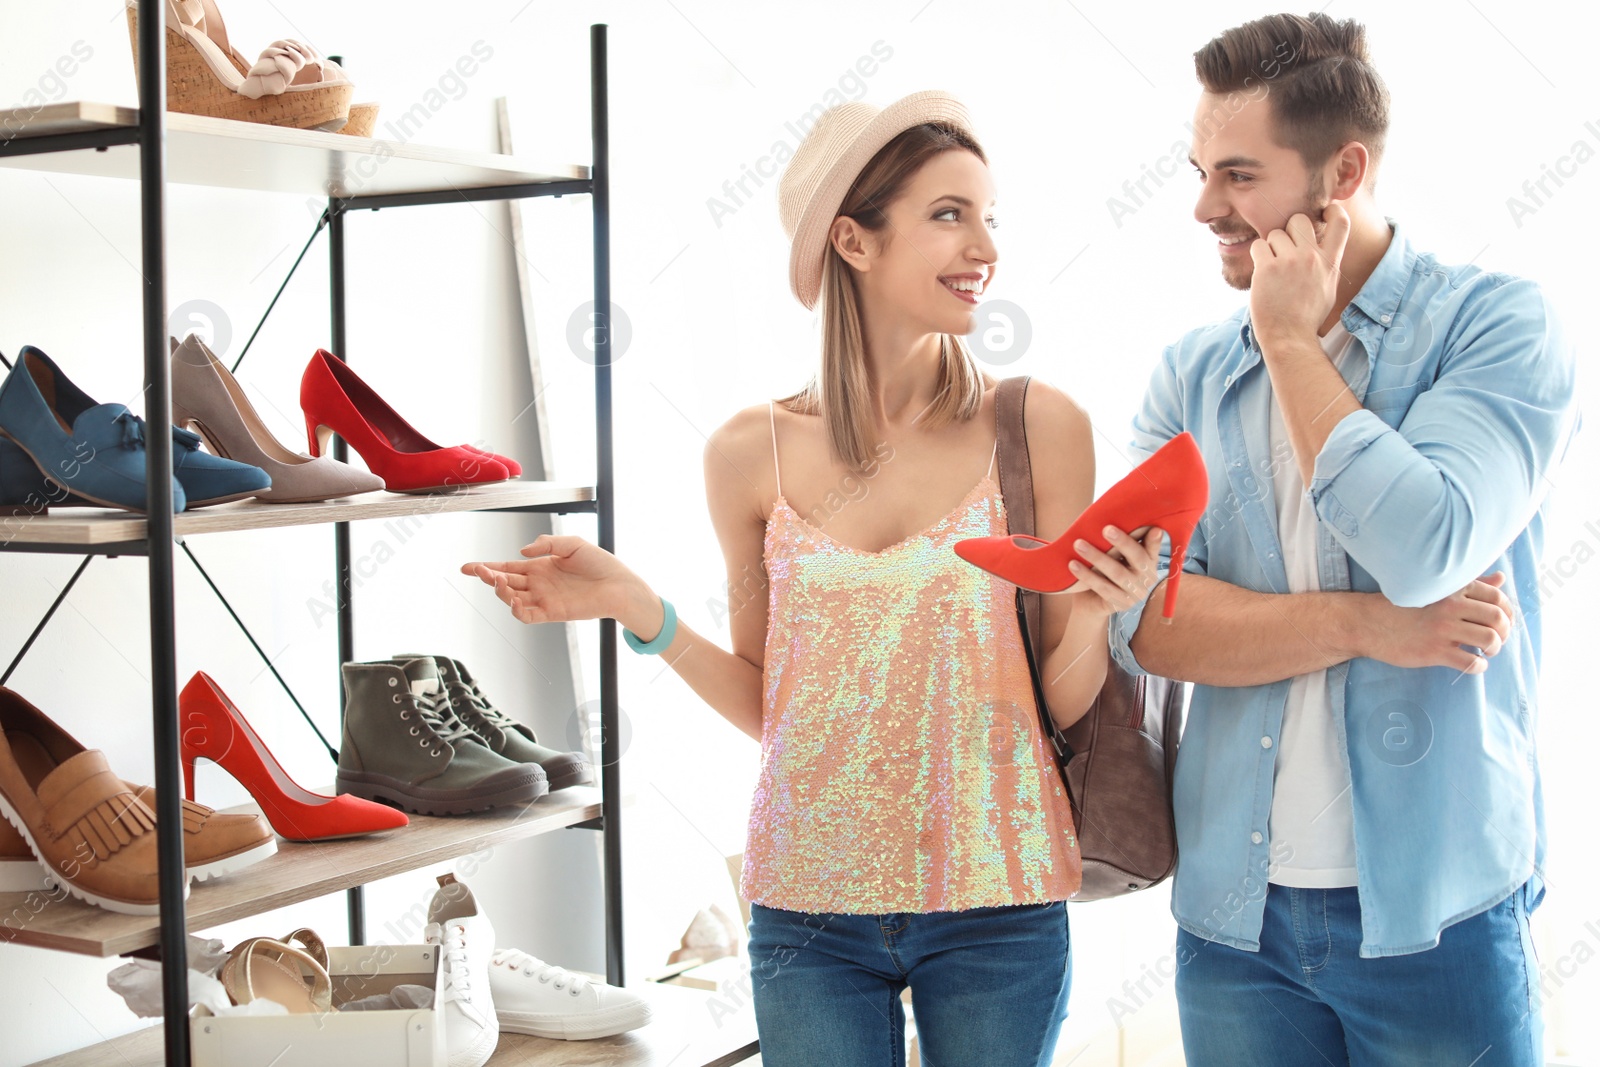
[995,376,1186,901]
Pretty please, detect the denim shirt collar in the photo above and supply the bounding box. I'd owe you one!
[1236,216,1411,370]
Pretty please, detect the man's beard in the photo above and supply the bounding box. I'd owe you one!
[1221,174,1328,291]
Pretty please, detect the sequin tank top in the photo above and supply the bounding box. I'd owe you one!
[740,403,1082,914]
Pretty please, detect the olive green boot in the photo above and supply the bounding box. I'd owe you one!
[402,656,593,791]
[336,657,548,816]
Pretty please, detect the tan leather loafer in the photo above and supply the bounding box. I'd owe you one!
[0,816,50,892]
[128,783,276,882]
[0,688,184,915]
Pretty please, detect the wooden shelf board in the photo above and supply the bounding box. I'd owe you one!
[27,979,757,1067]
[28,1027,162,1067]
[0,787,604,957]
[0,481,595,547]
[0,103,589,199]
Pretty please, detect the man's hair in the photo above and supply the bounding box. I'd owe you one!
[1195,13,1389,179]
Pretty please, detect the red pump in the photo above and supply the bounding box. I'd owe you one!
[180,672,410,842]
[300,349,517,493]
[955,432,1209,620]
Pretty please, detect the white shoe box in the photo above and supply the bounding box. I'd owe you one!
[189,944,446,1067]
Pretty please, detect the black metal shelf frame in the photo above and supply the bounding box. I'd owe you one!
[0,12,618,1066]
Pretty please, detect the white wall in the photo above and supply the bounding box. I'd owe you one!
[2,1,1597,1064]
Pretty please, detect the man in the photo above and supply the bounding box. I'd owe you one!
[1103,13,1581,1066]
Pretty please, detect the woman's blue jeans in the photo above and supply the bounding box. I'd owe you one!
[747,899,1072,1067]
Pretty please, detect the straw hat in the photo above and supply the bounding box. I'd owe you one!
[778,90,975,310]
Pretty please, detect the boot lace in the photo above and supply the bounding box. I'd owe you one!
[447,679,522,735]
[394,685,477,757]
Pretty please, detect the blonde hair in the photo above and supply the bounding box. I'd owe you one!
[780,123,988,470]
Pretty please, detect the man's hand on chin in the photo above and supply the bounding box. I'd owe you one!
[1248,201,1352,355]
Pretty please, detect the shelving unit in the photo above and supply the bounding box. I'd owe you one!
[0,11,721,1066]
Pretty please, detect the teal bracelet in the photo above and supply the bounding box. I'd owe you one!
[623,597,677,655]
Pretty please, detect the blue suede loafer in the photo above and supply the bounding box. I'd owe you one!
[0,348,186,513]
[0,435,68,514]
[0,427,272,511]
[171,423,272,507]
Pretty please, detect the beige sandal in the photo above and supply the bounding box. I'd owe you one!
[278,927,330,972]
[220,934,333,1014]
[337,102,380,138]
[126,0,354,132]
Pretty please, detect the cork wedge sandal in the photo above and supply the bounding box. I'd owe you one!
[126,0,354,132]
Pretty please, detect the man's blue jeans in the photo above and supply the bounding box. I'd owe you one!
[747,899,1071,1067]
[1176,880,1543,1066]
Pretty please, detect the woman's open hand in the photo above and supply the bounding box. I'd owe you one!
[1062,525,1165,615]
[461,534,642,626]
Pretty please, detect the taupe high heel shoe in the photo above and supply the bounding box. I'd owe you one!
[127,0,354,132]
[171,334,385,503]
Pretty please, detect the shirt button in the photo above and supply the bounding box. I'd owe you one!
[1380,314,1392,324]
[1261,736,1273,749]
[1251,831,1264,845]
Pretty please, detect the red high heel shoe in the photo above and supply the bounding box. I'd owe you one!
[300,349,513,493]
[955,432,1208,619]
[179,672,410,842]
[466,445,521,478]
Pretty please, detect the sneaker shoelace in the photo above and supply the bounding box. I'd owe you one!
[427,921,489,1023]
[491,947,591,996]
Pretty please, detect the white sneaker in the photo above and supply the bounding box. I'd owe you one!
[424,875,499,1067]
[489,947,653,1040]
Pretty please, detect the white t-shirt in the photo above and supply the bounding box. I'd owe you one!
[1266,320,1362,888]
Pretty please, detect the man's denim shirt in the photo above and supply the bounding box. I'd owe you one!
[1109,220,1580,957]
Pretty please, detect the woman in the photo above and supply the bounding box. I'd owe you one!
[464,91,1162,1066]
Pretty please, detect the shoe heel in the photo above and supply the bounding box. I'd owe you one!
[158,24,217,113]
[179,687,225,801]
[1157,502,1205,621]
[176,414,227,461]
[305,416,336,459]
[126,9,214,112]
[1162,534,1191,621]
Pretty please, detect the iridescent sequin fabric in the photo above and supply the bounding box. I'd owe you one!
[741,475,1082,914]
